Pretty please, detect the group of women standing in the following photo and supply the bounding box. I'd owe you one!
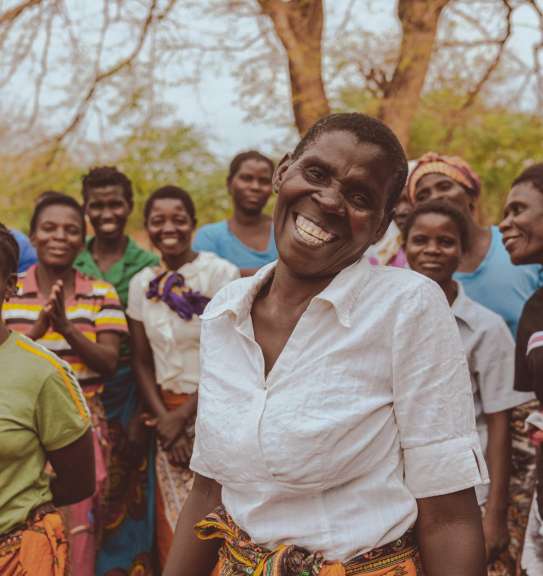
[1,111,542,576]
[0,151,276,575]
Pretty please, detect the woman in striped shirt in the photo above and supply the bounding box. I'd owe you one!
[3,192,128,576]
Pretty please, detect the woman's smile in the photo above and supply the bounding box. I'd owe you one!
[293,213,338,248]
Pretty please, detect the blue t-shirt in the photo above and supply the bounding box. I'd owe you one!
[454,226,543,336]
[10,229,37,274]
[193,220,278,270]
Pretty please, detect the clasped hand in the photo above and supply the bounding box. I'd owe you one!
[31,280,71,339]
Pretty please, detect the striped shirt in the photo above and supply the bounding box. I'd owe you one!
[3,265,128,387]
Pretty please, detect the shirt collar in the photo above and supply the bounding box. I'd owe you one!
[81,236,144,266]
[20,264,92,297]
[202,257,371,329]
[451,282,475,331]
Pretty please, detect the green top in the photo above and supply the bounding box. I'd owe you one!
[0,332,90,534]
[74,236,159,309]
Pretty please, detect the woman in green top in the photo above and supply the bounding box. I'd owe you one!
[74,167,159,576]
[0,222,95,574]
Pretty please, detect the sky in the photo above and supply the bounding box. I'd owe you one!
[2,0,541,161]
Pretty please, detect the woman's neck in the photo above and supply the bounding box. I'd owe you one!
[35,263,75,296]
[231,208,268,228]
[440,278,459,306]
[266,260,335,310]
[163,249,198,271]
[92,234,128,260]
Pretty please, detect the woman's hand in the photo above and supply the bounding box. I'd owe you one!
[28,305,52,340]
[167,434,193,468]
[47,280,72,336]
[482,509,509,563]
[156,410,189,450]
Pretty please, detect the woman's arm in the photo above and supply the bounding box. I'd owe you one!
[129,317,166,418]
[47,281,121,376]
[417,488,486,576]
[483,410,511,561]
[47,428,96,506]
[129,317,190,450]
[61,328,120,377]
[163,473,222,576]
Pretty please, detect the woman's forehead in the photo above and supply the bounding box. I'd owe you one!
[39,204,82,223]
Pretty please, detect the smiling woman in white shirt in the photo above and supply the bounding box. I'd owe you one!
[126,186,239,570]
[164,114,488,576]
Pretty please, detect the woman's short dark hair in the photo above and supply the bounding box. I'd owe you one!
[227,151,275,184]
[144,186,196,226]
[30,191,87,237]
[82,166,133,206]
[512,163,543,194]
[402,199,470,252]
[291,113,408,214]
[0,223,19,277]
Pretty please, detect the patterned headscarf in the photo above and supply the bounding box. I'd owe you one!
[146,270,210,321]
[407,152,481,204]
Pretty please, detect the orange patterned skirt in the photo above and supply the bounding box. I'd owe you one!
[196,505,423,576]
[0,504,68,576]
[155,389,196,570]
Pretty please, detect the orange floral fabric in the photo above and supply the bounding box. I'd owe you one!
[199,505,423,576]
[0,507,68,575]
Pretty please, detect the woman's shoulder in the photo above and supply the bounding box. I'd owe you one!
[196,251,239,274]
[128,265,159,288]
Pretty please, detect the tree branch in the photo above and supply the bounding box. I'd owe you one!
[0,0,42,25]
[45,0,159,162]
[459,0,513,111]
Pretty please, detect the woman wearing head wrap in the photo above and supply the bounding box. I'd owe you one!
[409,153,542,574]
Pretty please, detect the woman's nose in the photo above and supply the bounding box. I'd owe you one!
[312,188,346,216]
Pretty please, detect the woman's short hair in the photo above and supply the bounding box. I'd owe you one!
[402,199,470,252]
[30,191,87,237]
[291,113,408,214]
[143,186,196,226]
[81,166,133,206]
[227,151,275,184]
[0,223,19,277]
[512,163,543,194]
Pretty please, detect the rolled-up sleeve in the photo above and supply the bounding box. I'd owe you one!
[393,280,489,499]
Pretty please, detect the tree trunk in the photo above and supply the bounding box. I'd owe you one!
[258,0,330,135]
[378,0,449,150]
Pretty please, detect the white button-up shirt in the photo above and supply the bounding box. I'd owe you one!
[127,251,239,394]
[191,258,488,561]
[452,283,534,504]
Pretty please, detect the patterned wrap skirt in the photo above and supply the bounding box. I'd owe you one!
[0,503,68,576]
[155,389,196,570]
[196,505,423,576]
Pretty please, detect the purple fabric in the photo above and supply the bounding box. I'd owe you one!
[146,271,210,321]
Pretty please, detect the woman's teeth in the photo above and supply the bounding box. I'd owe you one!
[161,237,178,246]
[295,214,335,247]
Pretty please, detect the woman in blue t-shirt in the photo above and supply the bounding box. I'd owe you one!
[192,151,277,275]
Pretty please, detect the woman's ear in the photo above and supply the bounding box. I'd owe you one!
[373,211,394,245]
[272,153,291,194]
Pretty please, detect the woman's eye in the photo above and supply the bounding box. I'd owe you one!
[305,167,325,182]
[349,193,369,208]
[415,191,429,202]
